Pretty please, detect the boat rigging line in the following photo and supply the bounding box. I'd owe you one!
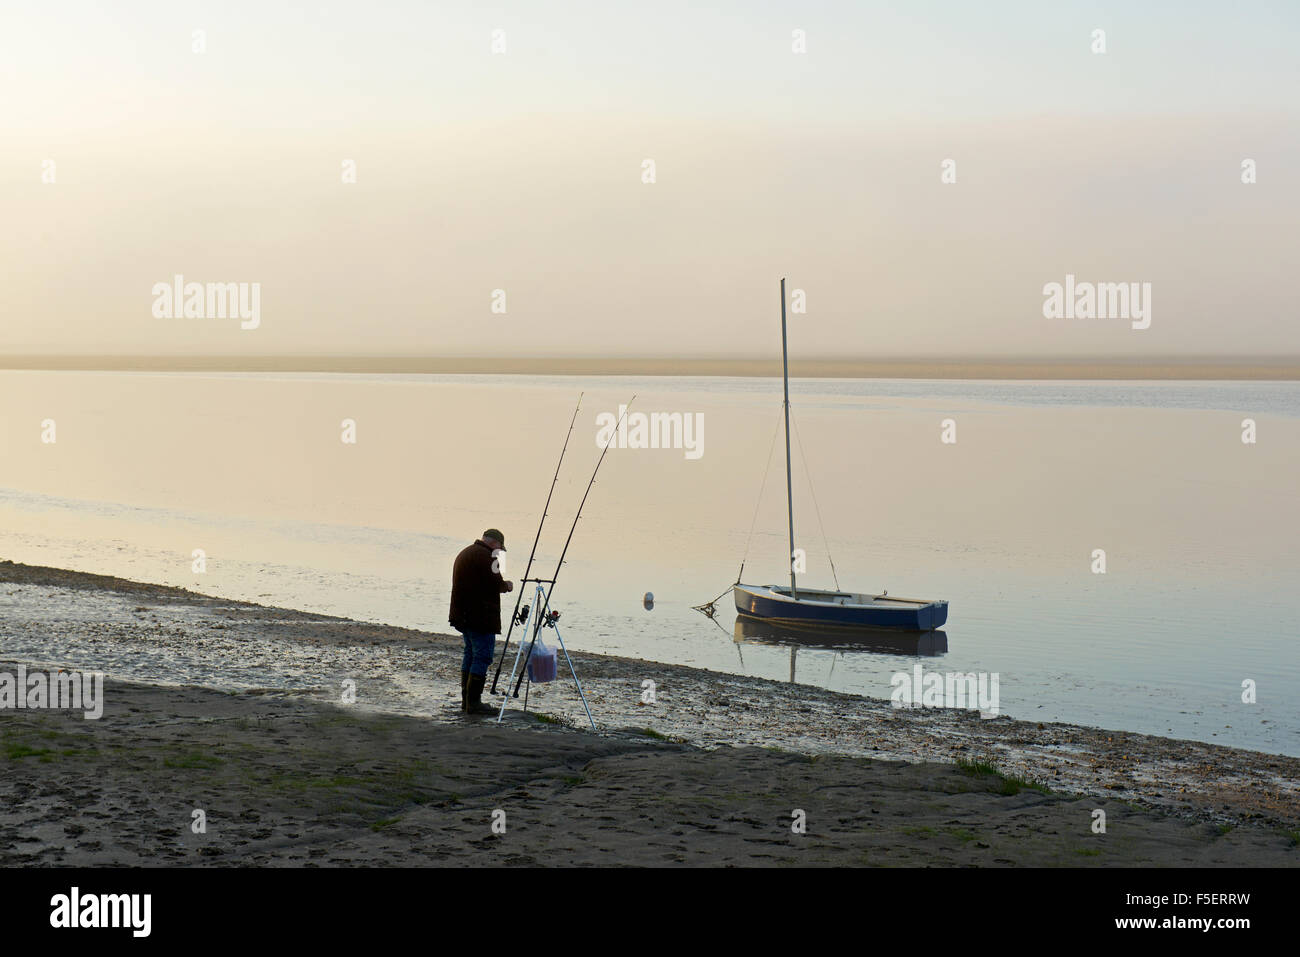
[691,406,783,623]
[790,409,841,592]
[692,411,841,625]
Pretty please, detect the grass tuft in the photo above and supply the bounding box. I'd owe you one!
[162,752,224,770]
[5,743,53,760]
[955,759,1000,778]
[532,712,573,727]
[955,758,1051,795]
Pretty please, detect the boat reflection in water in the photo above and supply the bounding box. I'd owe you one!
[733,616,948,684]
[734,616,948,655]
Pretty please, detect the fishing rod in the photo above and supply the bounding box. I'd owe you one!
[489,393,583,694]
[510,395,635,698]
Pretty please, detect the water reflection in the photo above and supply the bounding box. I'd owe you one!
[730,617,949,684]
[733,616,949,656]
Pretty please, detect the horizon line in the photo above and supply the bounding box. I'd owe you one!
[2,354,1298,380]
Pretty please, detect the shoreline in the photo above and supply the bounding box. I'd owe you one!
[4,356,1299,380]
[2,560,1298,865]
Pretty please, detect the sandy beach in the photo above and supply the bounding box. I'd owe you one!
[1,560,1297,866]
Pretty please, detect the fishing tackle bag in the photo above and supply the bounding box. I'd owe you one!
[527,637,558,683]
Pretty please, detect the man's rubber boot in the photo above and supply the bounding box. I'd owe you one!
[460,671,471,713]
[465,673,497,716]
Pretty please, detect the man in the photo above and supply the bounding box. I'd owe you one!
[449,528,514,715]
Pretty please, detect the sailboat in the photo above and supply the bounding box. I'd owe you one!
[732,278,950,633]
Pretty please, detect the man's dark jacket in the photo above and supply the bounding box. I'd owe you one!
[449,539,509,634]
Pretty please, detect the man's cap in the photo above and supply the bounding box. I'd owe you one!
[483,528,506,550]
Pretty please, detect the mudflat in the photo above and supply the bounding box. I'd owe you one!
[3,680,1297,866]
[1,561,1297,866]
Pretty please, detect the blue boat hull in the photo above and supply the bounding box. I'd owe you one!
[734,584,948,632]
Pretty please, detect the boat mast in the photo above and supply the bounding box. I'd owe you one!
[780,277,797,600]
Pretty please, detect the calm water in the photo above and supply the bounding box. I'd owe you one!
[2,371,1298,756]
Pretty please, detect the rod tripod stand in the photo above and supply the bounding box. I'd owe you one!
[496,579,596,730]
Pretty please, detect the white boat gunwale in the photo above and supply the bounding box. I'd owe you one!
[738,583,943,609]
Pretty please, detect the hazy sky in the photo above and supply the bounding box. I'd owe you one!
[3,0,1298,359]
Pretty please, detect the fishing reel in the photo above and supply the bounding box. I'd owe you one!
[514,604,531,625]
[543,610,561,628]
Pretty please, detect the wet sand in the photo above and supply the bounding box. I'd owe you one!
[1,561,1297,866]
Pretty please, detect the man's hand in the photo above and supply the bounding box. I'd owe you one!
[504,581,514,592]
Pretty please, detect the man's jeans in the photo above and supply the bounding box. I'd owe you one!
[460,630,496,676]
